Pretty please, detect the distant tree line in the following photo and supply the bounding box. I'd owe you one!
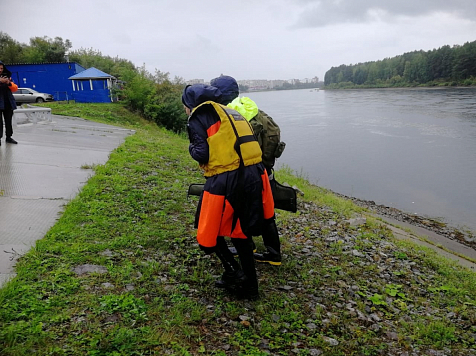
[324,40,476,88]
[0,32,187,133]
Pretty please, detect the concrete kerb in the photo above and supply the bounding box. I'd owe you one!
[373,214,476,271]
[0,114,135,288]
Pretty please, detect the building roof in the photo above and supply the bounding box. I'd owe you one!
[6,62,81,65]
[69,67,115,80]
[6,62,86,72]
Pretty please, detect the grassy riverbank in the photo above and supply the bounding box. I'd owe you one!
[1,103,475,355]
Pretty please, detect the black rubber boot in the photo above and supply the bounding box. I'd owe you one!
[214,236,244,289]
[229,238,256,256]
[254,249,282,266]
[254,217,282,266]
[231,237,259,300]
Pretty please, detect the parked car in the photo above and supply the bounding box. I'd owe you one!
[13,88,54,103]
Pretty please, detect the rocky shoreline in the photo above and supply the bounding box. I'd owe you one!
[331,192,476,252]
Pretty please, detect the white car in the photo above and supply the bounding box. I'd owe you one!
[13,88,54,103]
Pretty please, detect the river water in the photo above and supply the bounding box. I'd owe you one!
[246,88,476,232]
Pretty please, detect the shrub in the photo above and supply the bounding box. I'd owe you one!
[118,67,188,132]
[119,66,155,113]
[145,80,187,133]
[463,78,475,86]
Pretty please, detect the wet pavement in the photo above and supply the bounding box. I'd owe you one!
[0,114,134,287]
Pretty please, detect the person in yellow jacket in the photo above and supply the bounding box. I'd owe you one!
[182,83,275,300]
[210,75,282,266]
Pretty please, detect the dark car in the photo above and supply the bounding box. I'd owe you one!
[13,88,54,103]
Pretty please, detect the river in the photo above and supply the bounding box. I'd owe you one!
[246,87,476,232]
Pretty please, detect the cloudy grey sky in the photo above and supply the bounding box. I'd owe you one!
[2,0,476,82]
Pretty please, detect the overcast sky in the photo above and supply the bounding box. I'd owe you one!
[2,0,476,82]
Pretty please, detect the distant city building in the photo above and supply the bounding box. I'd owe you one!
[237,79,270,91]
[270,80,286,88]
[185,79,205,85]
[197,76,321,91]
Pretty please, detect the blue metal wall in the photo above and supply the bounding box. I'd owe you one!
[7,63,85,101]
[73,88,111,103]
[72,79,112,103]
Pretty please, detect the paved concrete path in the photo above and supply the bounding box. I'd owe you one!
[0,114,134,287]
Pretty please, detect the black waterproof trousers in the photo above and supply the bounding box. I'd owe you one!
[263,169,281,256]
[261,215,281,256]
[0,109,13,139]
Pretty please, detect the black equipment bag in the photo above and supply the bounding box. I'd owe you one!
[274,180,297,213]
[188,181,297,213]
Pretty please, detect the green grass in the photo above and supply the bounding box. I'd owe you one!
[1,102,475,355]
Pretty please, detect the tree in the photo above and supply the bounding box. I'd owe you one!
[22,36,72,63]
[0,32,24,63]
[238,84,249,92]
[453,42,476,80]
[366,62,379,84]
[343,65,353,82]
[353,66,368,85]
[68,48,135,78]
[403,60,414,82]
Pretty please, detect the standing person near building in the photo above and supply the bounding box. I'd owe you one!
[210,75,285,266]
[182,83,275,300]
[0,61,18,146]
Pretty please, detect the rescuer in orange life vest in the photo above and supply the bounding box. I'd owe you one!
[182,83,275,300]
[211,75,283,266]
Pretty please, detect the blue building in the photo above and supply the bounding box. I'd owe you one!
[7,62,86,101]
[68,67,118,103]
